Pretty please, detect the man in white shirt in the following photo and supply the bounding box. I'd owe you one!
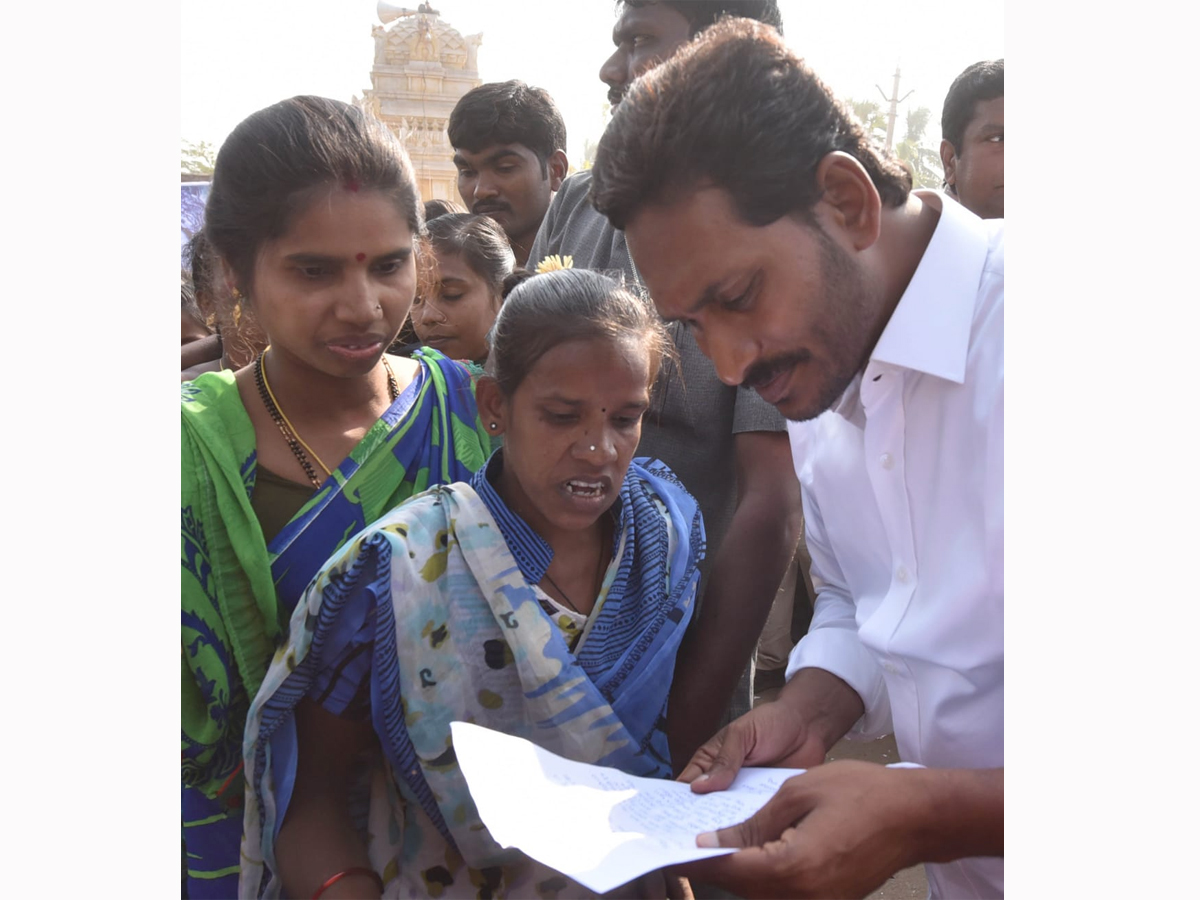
[590,18,1003,900]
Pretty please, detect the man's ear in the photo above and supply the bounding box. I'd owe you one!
[547,149,570,191]
[939,139,958,193]
[474,375,508,436]
[813,151,883,252]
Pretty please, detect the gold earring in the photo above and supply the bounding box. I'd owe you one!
[230,288,244,327]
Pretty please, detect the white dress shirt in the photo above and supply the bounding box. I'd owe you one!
[785,192,1004,899]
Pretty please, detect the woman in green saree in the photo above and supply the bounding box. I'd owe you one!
[181,95,492,899]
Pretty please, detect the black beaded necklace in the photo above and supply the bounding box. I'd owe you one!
[254,351,400,489]
[543,518,611,615]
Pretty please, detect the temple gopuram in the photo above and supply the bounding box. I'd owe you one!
[357,3,483,203]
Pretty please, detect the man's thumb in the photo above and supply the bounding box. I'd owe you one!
[695,814,753,850]
[695,776,808,849]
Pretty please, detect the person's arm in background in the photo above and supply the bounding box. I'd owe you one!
[182,332,221,370]
[666,429,802,769]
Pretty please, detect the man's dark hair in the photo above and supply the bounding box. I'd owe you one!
[447,81,567,177]
[591,18,910,231]
[618,1,783,35]
[941,59,1004,155]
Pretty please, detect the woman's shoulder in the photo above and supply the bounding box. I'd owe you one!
[181,368,239,416]
[384,351,421,391]
[629,457,695,503]
[181,369,256,466]
[331,482,478,567]
[410,346,483,385]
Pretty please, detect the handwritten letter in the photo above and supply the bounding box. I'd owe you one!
[450,721,805,893]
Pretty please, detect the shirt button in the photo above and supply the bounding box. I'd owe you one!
[880,453,894,470]
[896,566,910,583]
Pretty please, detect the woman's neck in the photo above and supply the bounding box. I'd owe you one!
[493,463,610,563]
[261,346,406,424]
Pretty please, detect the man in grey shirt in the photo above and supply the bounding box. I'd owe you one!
[528,0,801,766]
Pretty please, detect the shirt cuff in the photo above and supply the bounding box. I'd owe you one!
[784,627,892,740]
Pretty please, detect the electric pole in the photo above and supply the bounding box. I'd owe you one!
[876,65,914,151]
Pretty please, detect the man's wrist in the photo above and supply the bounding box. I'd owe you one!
[905,767,1004,864]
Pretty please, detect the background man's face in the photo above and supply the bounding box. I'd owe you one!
[599,3,693,108]
[626,188,878,423]
[453,143,553,246]
[942,95,1004,219]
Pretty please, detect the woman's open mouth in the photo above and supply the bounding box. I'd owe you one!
[565,479,605,499]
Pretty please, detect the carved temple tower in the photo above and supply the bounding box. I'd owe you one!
[359,4,483,203]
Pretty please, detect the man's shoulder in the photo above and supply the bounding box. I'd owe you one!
[549,170,604,229]
[557,169,594,200]
[534,168,631,277]
[543,169,597,221]
[671,327,787,433]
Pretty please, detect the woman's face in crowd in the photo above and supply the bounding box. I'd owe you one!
[245,187,416,377]
[411,250,501,363]
[487,334,652,540]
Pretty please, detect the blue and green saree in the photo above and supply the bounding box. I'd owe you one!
[182,348,492,899]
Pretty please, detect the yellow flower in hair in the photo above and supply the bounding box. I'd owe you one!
[535,254,574,274]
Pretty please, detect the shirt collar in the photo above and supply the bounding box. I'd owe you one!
[867,190,991,385]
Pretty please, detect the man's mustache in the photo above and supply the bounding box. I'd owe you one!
[740,350,811,390]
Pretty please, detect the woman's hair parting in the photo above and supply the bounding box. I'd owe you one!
[426,213,515,297]
[203,95,422,295]
[486,268,674,395]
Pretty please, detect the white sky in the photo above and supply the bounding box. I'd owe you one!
[182,0,1004,165]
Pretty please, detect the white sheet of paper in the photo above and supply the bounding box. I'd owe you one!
[450,720,805,894]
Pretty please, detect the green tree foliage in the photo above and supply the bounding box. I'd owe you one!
[181,139,217,176]
[894,106,943,189]
[844,99,943,190]
[845,98,887,146]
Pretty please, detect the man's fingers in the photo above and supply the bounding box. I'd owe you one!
[676,751,714,786]
[677,844,791,899]
[696,774,814,849]
[687,724,753,794]
[676,728,730,787]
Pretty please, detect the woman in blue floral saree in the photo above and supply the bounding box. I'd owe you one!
[241,270,705,899]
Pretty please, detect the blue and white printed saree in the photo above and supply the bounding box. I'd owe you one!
[240,457,703,898]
